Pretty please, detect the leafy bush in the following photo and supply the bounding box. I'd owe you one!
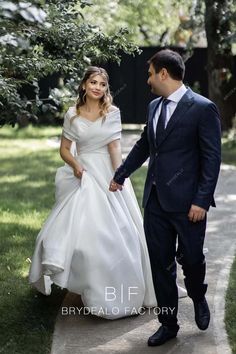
[0,0,139,126]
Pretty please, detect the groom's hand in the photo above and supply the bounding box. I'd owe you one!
[109,179,123,192]
[188,204,206,223]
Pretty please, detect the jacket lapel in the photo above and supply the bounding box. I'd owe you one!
[156,88,194,148]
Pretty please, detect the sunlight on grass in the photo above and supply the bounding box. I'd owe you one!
[0,174,28,183]
[0,124,61,139]
[0,139,59,152]
[0,126,65,354]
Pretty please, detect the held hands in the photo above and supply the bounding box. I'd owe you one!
[109,179,123,192]
[73,164,86,179]
[188,204,206,223]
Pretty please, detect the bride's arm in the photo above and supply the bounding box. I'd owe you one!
[60,136,85,178]
[108,139,122,171]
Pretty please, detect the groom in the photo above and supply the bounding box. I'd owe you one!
[109,49,221,346]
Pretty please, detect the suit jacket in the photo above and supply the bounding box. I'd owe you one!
[114,88,221,212]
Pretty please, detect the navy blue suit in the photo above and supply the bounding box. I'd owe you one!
[114,88,221,327]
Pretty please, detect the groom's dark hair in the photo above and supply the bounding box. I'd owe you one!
[148,49,185,81]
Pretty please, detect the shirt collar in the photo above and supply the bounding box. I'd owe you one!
[167,84,187,103]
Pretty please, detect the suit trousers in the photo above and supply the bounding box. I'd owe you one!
[144,185,208,327]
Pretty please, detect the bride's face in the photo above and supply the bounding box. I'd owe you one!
[83,74,108,100]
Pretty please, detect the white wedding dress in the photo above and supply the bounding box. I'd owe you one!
[29,106,158,319]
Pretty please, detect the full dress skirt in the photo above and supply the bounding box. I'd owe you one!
[29,107,157,319]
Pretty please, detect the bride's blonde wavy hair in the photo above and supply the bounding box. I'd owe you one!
[74,66,113,121]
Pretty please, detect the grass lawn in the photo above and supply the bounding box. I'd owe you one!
[0,125,67,354]
[0,125,146,354]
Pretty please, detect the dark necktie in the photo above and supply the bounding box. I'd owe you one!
[156,98,170,145]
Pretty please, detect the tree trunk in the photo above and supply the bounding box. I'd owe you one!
[205,0,236,130]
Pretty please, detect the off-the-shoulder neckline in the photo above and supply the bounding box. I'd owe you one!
[77,115,103,124]
[69,106,119,123]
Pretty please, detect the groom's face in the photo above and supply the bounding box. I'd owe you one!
[147,63,165,96]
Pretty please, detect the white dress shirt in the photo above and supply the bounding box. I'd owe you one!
[153,84,187,132]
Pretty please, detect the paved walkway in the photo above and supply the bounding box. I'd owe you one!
[50,132,236,354]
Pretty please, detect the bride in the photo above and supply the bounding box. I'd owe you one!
[29,66,186,319]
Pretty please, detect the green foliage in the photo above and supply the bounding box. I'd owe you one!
[0,0,139,126]
[78,0,193,46]
[178,0,236,51]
